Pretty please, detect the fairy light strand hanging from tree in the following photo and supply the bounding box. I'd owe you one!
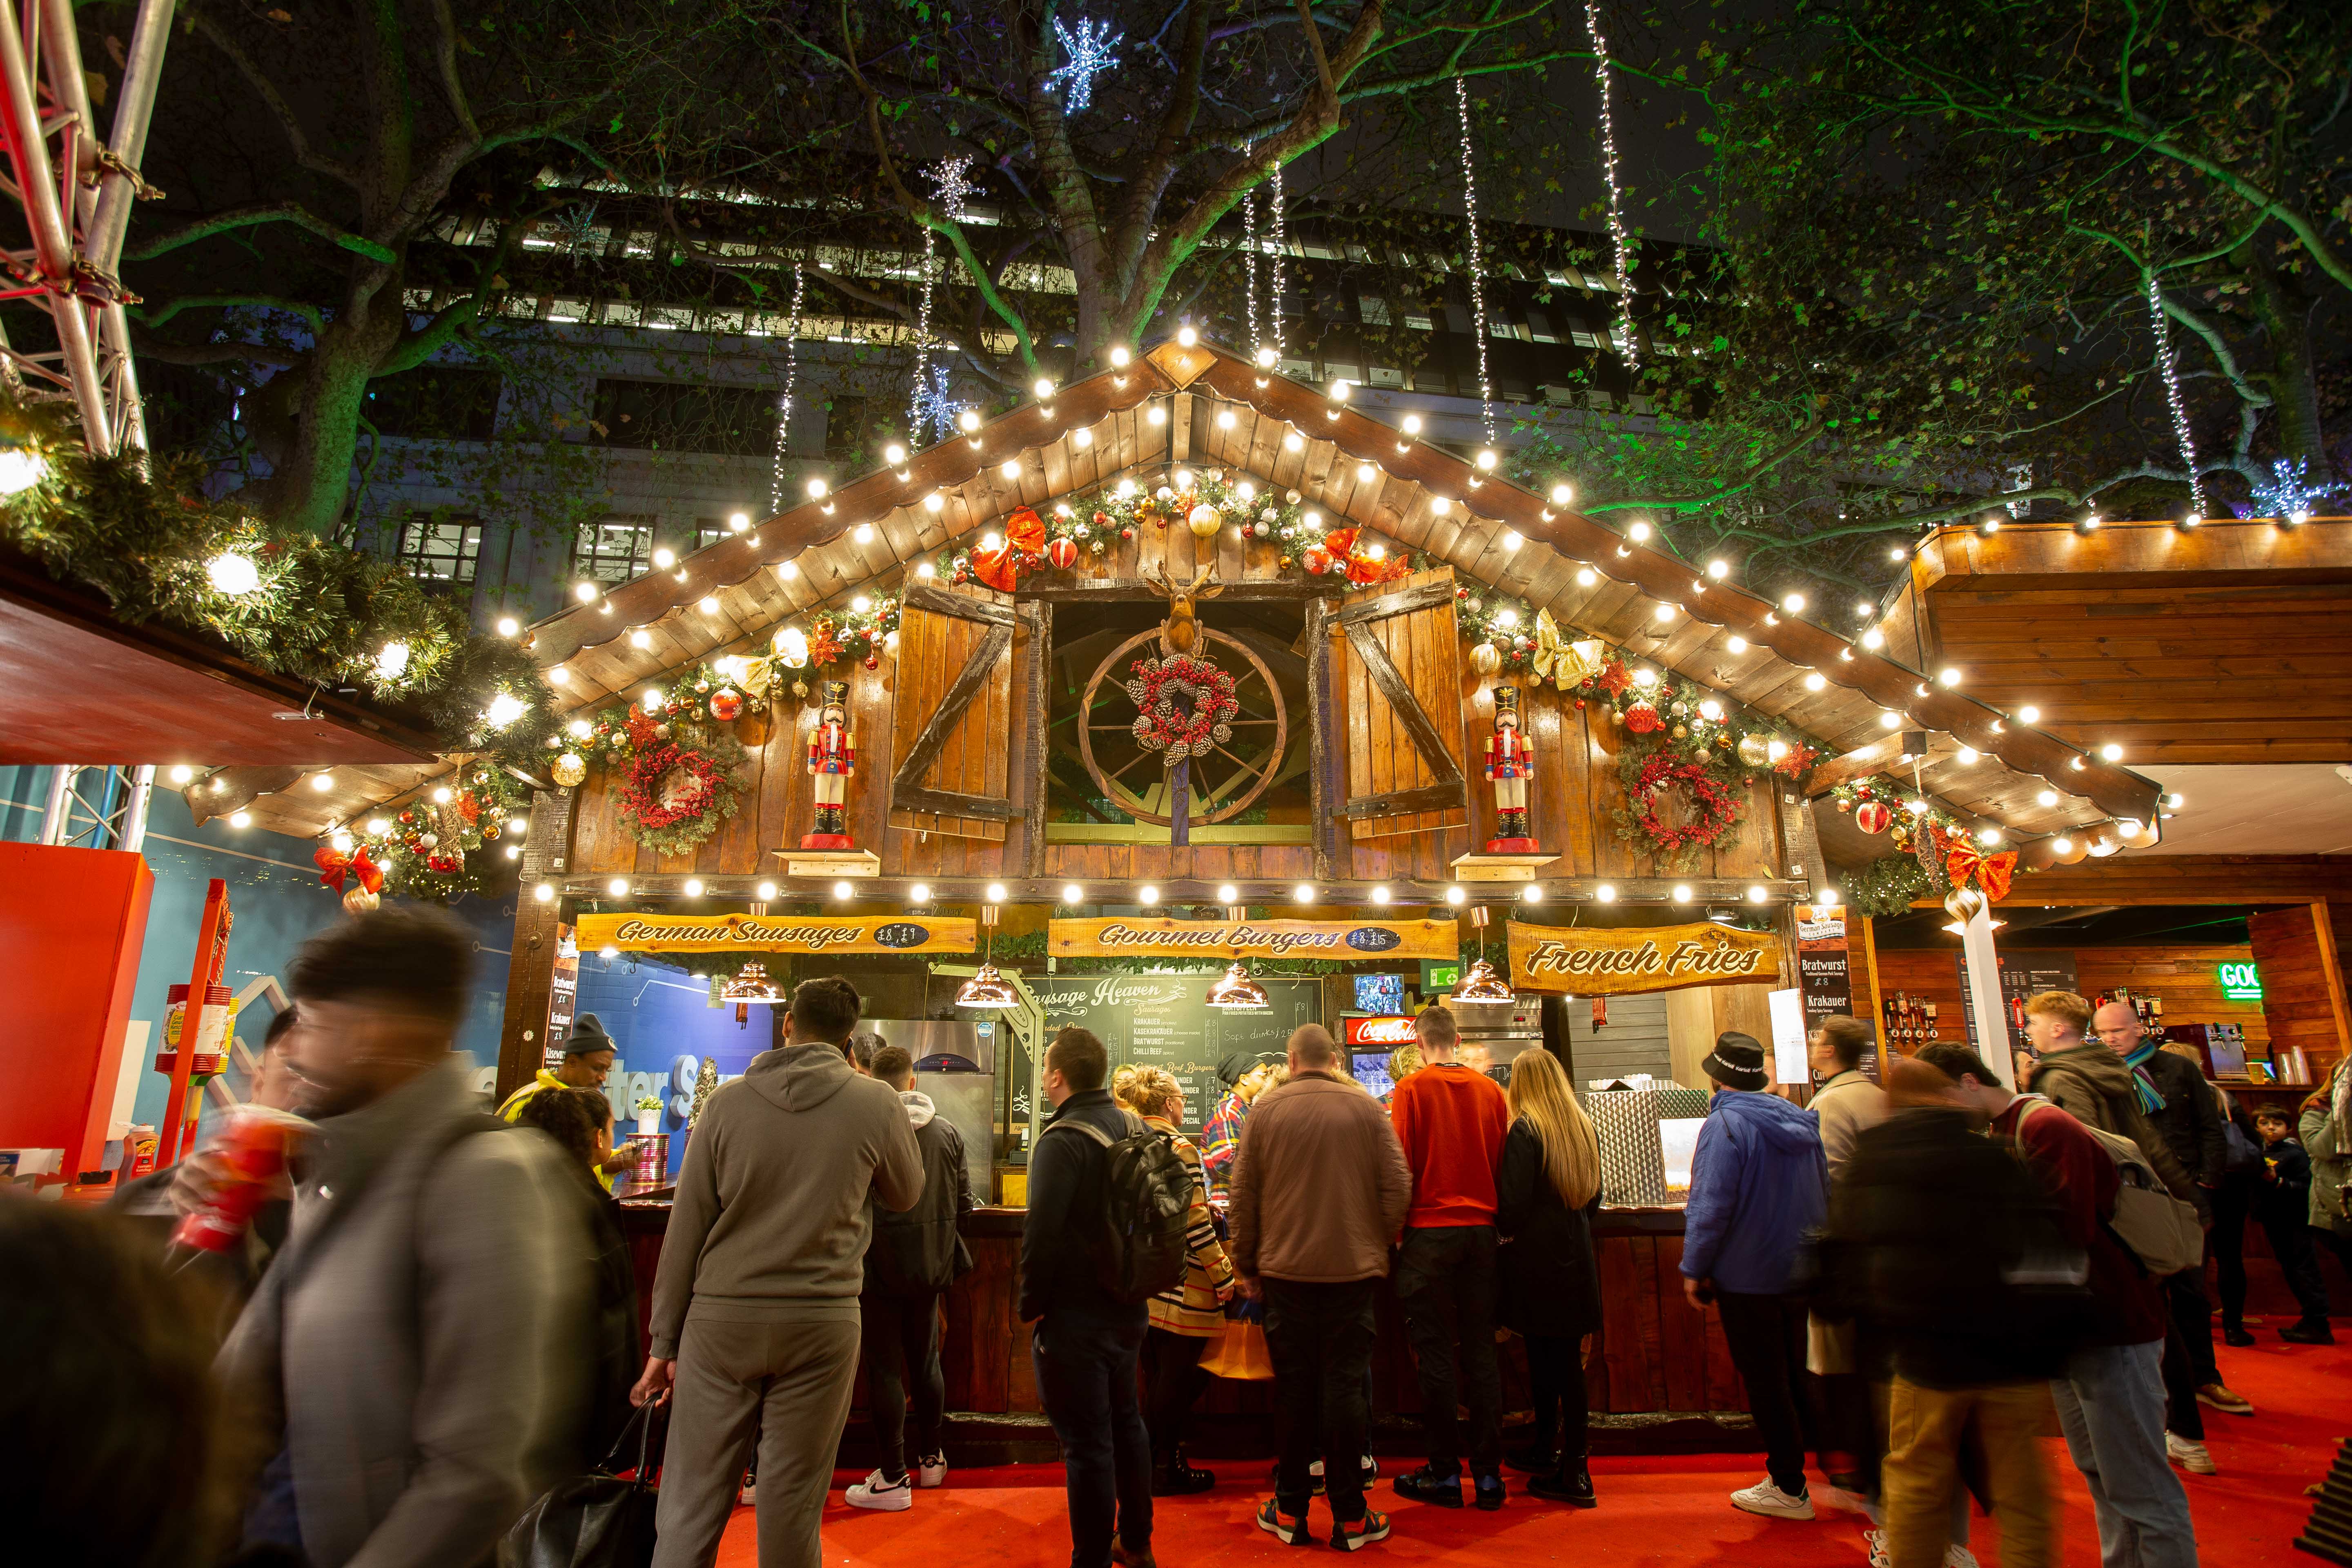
[1453,76,1494,445]
[1243,186,1262,353]
[1583,0,1639,371]
[2144,272,2206,517]
[1266,160,1286,356]
[767,262,806,514]
[908,157,977,443]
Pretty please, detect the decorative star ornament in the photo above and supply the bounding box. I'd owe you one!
[911,363,970,445]
[1044,16,1121,114]
[2250,457,2348,521]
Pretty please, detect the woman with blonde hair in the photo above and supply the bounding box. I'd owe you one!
[1496,1047,1604,1508]
[1114,1064,1237,1494]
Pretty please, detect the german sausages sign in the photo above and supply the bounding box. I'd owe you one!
[1507,920,1780,996]
[575,913,977,956]
[1049,917,1458,962]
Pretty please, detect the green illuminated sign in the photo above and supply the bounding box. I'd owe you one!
[2218,961,2262,1001]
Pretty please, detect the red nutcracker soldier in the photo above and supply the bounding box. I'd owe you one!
[1484,683,1538,853]
[801,679,857,849]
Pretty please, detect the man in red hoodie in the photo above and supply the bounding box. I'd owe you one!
[1387,1005,1514,1510]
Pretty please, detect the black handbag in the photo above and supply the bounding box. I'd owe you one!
[501,1399,665,1568]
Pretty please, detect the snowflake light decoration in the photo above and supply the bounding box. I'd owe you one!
[911,363,970,446]
[909,157,977,441]
[1044,17,1120,114]
[2250,457,2349,523]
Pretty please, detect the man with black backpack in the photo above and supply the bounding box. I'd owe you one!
[1920,1044,2200,1568]
[1022,1025,1194,1568]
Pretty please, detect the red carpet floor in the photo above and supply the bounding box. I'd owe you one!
[717,1332,2343,1567]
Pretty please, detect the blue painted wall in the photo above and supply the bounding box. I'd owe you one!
[572,948,773,1180]
[0,766,514,1142]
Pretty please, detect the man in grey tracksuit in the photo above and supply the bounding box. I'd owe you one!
[637,977,924,1568]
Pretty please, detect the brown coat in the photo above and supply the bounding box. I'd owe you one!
[1227,1069,1412,1284]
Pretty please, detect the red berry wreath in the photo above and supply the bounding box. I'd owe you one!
[1615,750,1745,871]
[1124,654,1240,764]
[616,737,745,856]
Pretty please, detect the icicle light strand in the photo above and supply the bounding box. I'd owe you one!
[2145,273,2206,516]
[909,158,975,443]
[768,261,806,513]
[1267,160,1286,356]
[1584,0,1638,370]
[1243,186,1262,354]
[1454,77,1494,444]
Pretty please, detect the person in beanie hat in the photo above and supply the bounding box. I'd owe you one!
[498,1013,637,1190]
[802,679,857,848]
[1682,1031,1829,1521]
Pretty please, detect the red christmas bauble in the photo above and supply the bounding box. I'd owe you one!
[1302,545,1335,575]
[1047,537,1078,570]
[1623,698,1663,735]
[864,654,880,671]
[708,688,744,722]
[1121,526,1136,540]
[1855,800,1892,835]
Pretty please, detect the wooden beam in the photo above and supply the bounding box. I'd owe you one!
[495,785,577,1105]
[1909,517,2352,598]
[1996,854,2352,907]
[2312,900,2352,1076]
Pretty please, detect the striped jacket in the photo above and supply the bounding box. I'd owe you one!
[1143,1116,1236,1336]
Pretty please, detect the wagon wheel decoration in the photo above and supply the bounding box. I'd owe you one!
[1080,628,1290,826]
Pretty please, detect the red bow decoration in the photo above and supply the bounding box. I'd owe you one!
[314,844,384,895]
[973,506,1047,592]
[1944,843,2017,902]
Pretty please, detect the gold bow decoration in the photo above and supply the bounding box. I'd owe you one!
[1528,609,1607,690]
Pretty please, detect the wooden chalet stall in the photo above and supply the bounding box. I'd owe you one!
[495,341,2167,1450]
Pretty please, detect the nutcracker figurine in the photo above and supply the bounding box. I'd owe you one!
[1483,683,1538,853]
[801,679,857,849]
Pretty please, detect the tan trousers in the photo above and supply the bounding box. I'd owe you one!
[1882,1377,2057,1568]
[650,1310,862,1568]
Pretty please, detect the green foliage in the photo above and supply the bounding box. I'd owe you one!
[1842,854,1932,920]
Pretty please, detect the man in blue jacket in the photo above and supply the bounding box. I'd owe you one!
[1681,1031,1830,1521]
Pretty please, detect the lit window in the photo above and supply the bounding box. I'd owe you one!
[397,514,482,586]
[572,517,654,582]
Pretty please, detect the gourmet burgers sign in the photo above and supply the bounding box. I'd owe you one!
[1506,920,1780,996]
[1049,918,1458,961]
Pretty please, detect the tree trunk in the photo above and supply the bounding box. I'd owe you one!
[2235,237,2328,468]
[245,289,406,536]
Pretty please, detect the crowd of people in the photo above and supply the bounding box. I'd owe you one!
[7,905,2345,1568]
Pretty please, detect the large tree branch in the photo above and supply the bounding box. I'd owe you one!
[425,0,481,142]
[122,201,397,264]
[186,6,364,191]
[1580,412,1827,516]
[129,293,322,332]
[125,332,299,370]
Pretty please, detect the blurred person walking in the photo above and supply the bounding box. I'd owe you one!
[497,1012,638,1190]
[1823,1060,2078,1568]
[514,1085,643,1463]
[1494,1048,1604,1508]
[1921,1044,2200,1568]
[1024,1025,1187,1568]
[216,908,586,1568]
[1388,1004,1514,1510]
[1113,1063,1238,1495]
[1806,1016,1890,1506]
[846,1042,975,1511]
[637,977,924,1568]
[2207,1083,2265,1346]
[1229,1023,1412,1550]
[1682,1031,1830,1521]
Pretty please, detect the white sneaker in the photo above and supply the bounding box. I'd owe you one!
[2166,1434,2216,1474]
[1944,1546,1981,1568]
[846,1468,914,1511]
[1865,1529,1891,1568]
[738,1476,756,1506]
[1310,1458,1325,1478]
[915,1452,948,1488]
[1731,1478,1815,1520]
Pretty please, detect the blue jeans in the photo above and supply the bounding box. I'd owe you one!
[2051,1342,2198,1568]
[1032,1314,1153,1568]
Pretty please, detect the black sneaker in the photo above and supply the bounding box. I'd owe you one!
[2281,1319,2337,1345]
[2222,1325,2256,1348]
[1527,1465,1597,1509]
[1256,1497,1311,1546]
[1331,1508,1393,1552]
[1473,1471,1506,1511]
[1393,1465,1463,1508]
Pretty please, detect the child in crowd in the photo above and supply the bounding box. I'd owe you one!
[2257,1109,2334,1344]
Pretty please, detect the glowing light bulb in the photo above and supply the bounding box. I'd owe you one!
[574,582,599,603]
[206,552,259,595]
[1628,521,1652,543]
[1177,326,1198,347]
[1062,884,1085,904]
[885,443,907,466]
[806,478,829,500]
[958,409,982,433]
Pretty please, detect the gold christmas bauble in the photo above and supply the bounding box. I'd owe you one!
[1187,503,1223,539]
[552,752,587,788]
[1470,641,1502,675]
[1737,733,1771,768]
[342,887,381,915]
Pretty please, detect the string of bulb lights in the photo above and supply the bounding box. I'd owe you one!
[1583,0,1639,371]
[1452,77,1496,448]
[766,263,806,516]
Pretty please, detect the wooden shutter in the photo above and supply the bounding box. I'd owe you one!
[889,582,1017,841]
[1334,565,1469,840]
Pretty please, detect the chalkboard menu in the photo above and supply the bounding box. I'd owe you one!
[1024,973,1324,1137]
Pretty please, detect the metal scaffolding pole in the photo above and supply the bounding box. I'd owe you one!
[0,0,174,455]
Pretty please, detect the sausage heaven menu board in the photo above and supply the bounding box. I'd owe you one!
[1025,973,1323,1138]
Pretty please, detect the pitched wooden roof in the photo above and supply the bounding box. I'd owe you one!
[525,339,2164,871]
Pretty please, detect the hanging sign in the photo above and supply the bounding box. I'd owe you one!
[574,912,977,956]
[1507,920,1780,996]
[1048,917,1458,961]
[1344,1015,1422,1048]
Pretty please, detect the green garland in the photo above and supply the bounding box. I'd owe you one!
[1843,854,1933,920]
[0,403,561,773]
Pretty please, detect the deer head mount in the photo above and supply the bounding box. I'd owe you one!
[1141,560,1224,655]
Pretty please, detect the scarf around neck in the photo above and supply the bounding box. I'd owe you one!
[2121,1039,2167,1115]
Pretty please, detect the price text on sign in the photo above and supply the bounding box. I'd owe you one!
[1048,917,1459,961]
[1507,920,1782,996]
[575,913,978,955]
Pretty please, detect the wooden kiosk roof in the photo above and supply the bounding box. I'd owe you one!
[525,340,2160,872]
